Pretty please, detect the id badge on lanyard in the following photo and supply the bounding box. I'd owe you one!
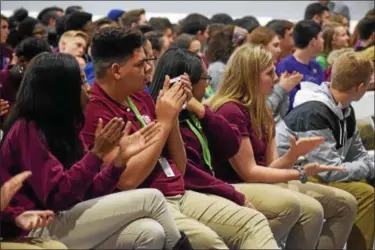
[185,113,215,176]
[126,97,175,178]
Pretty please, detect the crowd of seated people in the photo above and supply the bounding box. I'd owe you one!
[0,1,374,249]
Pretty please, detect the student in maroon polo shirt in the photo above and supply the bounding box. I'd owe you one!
[82,27,278,249]
[208,44,357,249]
[149,47,307,244]
[0,52,185,249]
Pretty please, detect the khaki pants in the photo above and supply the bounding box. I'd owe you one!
[31,189,181,249]
[233,183,302,242]
[166,190,278,249]
[0,238,67,249]
[275,181,357,249]
[309,177,374,250]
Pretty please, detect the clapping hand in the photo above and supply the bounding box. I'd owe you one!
[1,171,32,211]
[15,210,55,231]
[113,121,162,167]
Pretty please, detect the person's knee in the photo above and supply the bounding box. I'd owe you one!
[301,196,325,224]
[140,188,166,207]
[36,240,67,249]
[134,188,165,202]
[362,183,374,201]
[236,209,278,248]
[274,193,301,225]
[240,208,274,235]
[0,242,42,249]
[143,188,165,200]
[4,239,67,250]
[351,182,374,203]
[189,228,227,249]
[268,194,300,241]
[335,188,358,218]
[131,220,165,249]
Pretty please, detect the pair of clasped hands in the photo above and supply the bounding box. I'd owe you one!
[1,74,192,231]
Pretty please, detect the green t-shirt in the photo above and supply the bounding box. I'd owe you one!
[316,54,329,70]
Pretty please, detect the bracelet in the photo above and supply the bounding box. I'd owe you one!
[294,165,308,184]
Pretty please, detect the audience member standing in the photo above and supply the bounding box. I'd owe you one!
[304,2,330,26]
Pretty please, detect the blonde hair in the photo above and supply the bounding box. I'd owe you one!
[327,47,354,65]
[357,46,375,63]
[208,43,274,142]
[59,30,88,49]
[60,30,88,42]
[331,51,373,91]
[322,22,345,56]
[329,14,347,26]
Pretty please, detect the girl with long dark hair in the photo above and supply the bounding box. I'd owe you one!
[1,52,185,249]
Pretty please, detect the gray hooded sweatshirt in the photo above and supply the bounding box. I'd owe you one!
[208,61,226,91]
[267,83,289,125]
[276,82,374,182]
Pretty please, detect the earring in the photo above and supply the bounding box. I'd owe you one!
[19,65,24,74]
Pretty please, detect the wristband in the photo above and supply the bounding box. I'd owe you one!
[294,165,308,184]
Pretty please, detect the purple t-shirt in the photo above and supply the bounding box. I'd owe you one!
[215,101,270,184]
[276,55,324,112]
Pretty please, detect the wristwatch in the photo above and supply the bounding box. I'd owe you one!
[295,165,308,184]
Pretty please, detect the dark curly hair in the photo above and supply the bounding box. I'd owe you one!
[15,37,52,61]
[91,26,143,78]
[211,13,233,25]
[148,17,173,33]
[179,13,210,35]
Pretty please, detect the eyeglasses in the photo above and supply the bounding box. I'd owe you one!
[200,75,212,84]
[144,55,157,62]
[144,55,157,65]
[136,55,157,68]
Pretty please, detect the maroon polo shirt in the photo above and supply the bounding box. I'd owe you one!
[0,65,17,104]
[82,82,185,196]
[215,101,269,183]
[179,107,245,205]
[0,119,123,238]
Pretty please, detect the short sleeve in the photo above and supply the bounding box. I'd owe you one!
[216,102,250,137]
[276,60,286,76]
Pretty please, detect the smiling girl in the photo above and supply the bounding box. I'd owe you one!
[316,22,350,70]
